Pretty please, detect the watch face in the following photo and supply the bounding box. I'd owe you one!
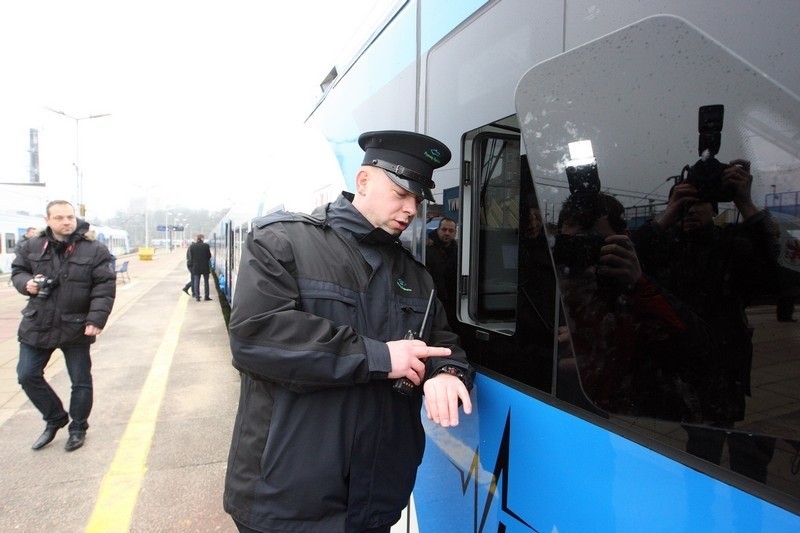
[441,365,465,380]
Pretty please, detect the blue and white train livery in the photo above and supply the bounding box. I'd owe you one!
[217,1,800,530]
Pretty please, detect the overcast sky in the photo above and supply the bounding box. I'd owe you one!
[0,0,387,219]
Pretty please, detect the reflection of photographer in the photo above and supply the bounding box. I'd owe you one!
[554,192,710,419]
[633,160,781,483]
[674,104,738,204]
[663,159,762,229]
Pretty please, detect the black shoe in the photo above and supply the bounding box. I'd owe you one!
[31,420,68,450]
[182,287,190,295]
[196,297,201,302]
[204,297,212,301]
[65,432,85,452]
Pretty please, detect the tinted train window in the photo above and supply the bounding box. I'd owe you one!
[516,15,800,500]
[473,133,521,326]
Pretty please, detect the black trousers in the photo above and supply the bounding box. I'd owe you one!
[192,272,210,299]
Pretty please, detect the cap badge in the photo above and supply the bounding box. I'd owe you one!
[424,148,443,164]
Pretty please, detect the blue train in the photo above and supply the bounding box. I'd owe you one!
[213,1,800,530]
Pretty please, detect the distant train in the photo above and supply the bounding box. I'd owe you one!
[212,1,800,531]
[210,125,347,303]
[0,211,130,274]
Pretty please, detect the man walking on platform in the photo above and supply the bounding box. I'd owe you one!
[11,200,116,452]
[187,234,212,301]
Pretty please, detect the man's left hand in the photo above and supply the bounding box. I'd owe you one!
[423,373,472,428]
[85,325,103,336]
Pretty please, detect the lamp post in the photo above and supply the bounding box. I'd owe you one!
[165,211,172,251]
[175,214,185,247]
[43,107,111,217]
[132,184,160,248]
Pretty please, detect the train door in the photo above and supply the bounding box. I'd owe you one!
[457,117,559,394]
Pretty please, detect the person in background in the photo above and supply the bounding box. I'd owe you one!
[20,226,38,244]
[187,234,212,301]
[7,227,39,286]
[224,130,474,533]
[181,236,196,297]
[11,227,38,256]
[425,216,458,327]
[11,200,116,452]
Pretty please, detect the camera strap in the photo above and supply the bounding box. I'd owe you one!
[38,238,77,287]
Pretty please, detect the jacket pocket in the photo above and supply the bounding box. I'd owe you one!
[298,282,358,326]
[65,256,94,286]
[397,296,430,339]
[61,312,88,341]
[19,307,41,337]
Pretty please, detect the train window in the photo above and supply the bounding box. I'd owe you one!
[470,132,521,328]
[517,15,800,497]
[458,120,560,392]
[5,233,15,253]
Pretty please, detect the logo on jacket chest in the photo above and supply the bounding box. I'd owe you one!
[396,278,413,292]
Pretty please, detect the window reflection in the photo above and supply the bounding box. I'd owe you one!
[500,13,800,496]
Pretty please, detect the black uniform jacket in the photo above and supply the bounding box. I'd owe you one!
[224,194,471,532]
[11,221,116,349]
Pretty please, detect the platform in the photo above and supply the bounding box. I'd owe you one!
[0,250,239,531]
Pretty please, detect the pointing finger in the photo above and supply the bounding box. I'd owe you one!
[419,346,451,358]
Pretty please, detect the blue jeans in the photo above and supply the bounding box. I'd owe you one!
[193,272,210,299]
[17,343,93,434]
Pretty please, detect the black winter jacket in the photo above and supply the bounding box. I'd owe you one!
[12,221,116,349]
[224,194,471,532]
[187,239,211,275]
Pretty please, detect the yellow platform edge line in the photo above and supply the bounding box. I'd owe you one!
[85,294,189,533]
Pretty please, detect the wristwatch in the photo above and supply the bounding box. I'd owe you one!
[433,364,473,389]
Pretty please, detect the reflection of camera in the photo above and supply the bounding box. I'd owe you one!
[566,161,600,196]
[552,233,606,276]
[33,275,59,299]
[676,105,734,203]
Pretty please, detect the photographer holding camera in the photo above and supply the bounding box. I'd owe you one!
[11,200,116,452]
[553,191,710,420]
[633,159,781,482]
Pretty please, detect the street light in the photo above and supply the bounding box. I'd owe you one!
[175,213,185,248]
[165,211,172,251]
[43,107,111,217]
[133,184,160,248]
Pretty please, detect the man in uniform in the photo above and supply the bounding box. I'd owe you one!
[224,130,474,533]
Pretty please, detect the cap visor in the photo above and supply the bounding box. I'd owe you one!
[383,169,434,202]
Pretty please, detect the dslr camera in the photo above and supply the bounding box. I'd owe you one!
[552,232,606,277]
[33,275,59,299]
[676,104,735,203]
[565,160,601,196]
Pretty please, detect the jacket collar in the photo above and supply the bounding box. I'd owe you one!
[325,193,403,246]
